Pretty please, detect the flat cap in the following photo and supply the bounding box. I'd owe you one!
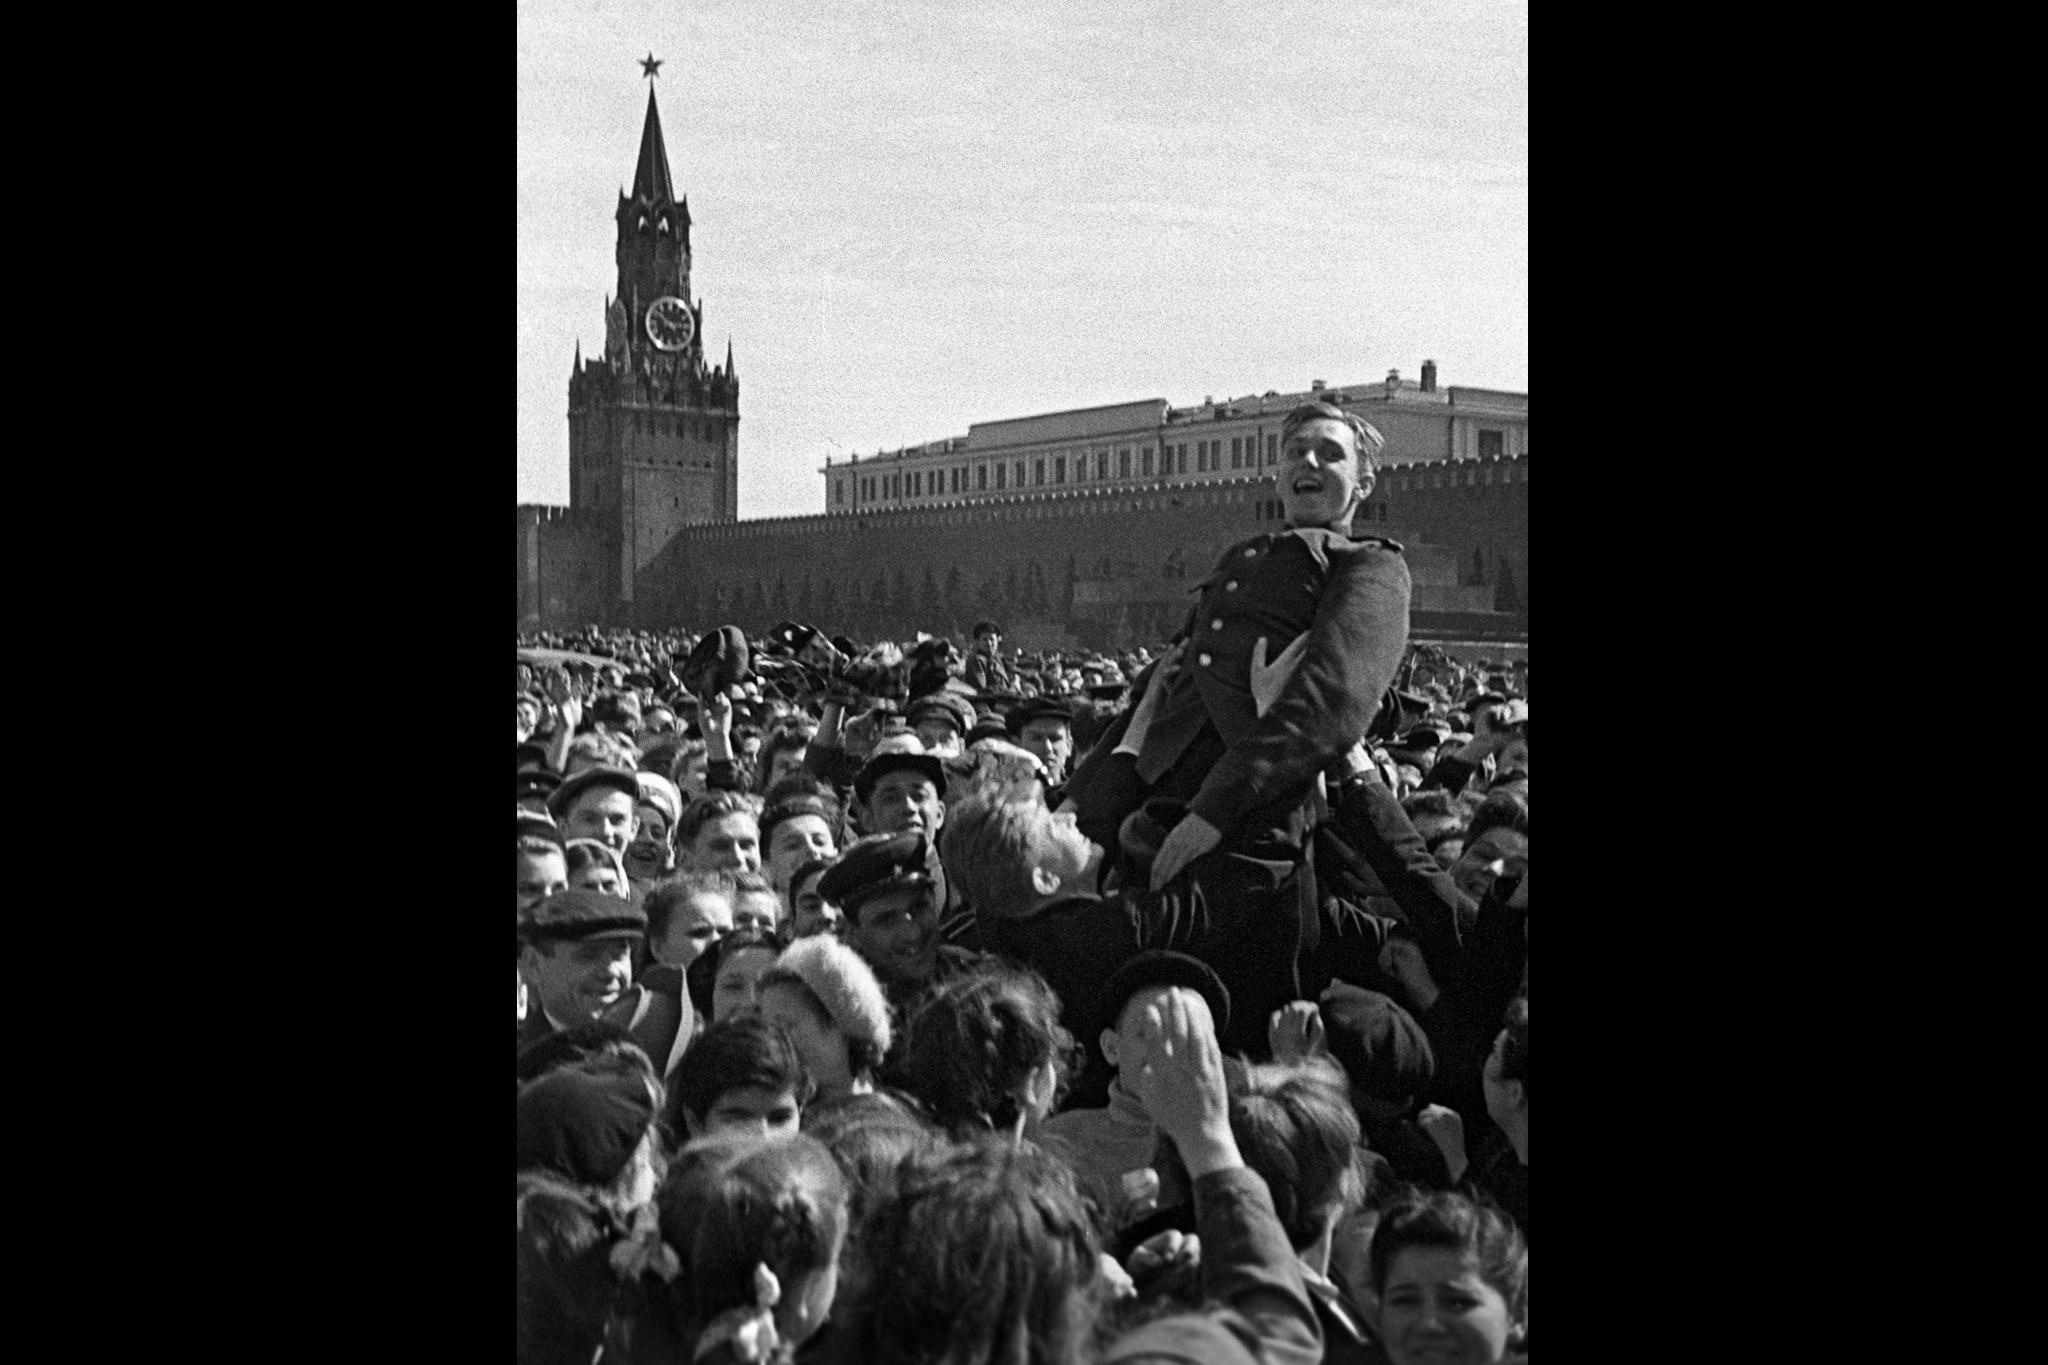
[907,692,976,737]
[547,766,642,821]
[853,734,948,804]
[516,769,564,804]
[518,812,567,853]
[816,831,935,912]
[519,888,648,946]
[680,625,751,698]
[1005,696,1075,736]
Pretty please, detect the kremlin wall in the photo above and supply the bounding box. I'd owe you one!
[517,82,1526,653]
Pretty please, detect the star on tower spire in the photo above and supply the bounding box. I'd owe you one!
[638,52,663,79]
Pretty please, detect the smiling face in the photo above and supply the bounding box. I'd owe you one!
[623,804,673,880]
[789,868,841,939]
[712,944,779,1021]
[687,813,762,875]
[733,888,781,936]
[1449,828,1528,905]
[863,769,945,839]
[563,787,638,855]
[1277,416,1372,529]
[1377,1248,1520,1365]
[844,884,940,987]
[522,934,636,1025]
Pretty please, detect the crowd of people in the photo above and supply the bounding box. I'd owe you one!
[516,402,1529,1364]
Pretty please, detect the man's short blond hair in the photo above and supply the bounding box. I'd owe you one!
[1281,400,1385,479]
[938,790,1059,922]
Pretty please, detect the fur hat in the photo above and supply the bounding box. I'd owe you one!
[771,934,894,1053]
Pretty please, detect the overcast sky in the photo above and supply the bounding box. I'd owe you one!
[517,0,1527,520]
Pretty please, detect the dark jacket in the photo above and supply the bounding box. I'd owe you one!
[1067,528,1410,843]
[981,850,1312,1072]
[963,646,1013,693]
[601,964,695,1080]
[1321,774,1525,1129]
[1103,1166,1322,1365]
[1463,1127,1529,1239]
[516,1004,557,1056]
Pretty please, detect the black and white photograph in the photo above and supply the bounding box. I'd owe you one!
[517,5,1527,1361]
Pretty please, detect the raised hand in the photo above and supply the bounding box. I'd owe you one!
[1267,1000,1326,1063]
[1126,1228,1201,1280]
[1148,812,1222,892]
[1114,641,1184,756]
[1377,937,1441,1012]
[1129,986,1240,1178]
[1416,1103,1469,1182]
[1248,632,1309,718]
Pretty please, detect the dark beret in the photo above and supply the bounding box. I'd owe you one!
[816,832,934,912]
[516,1067,656,1187]
[519,888,647,946]
[1102,950,1232,1038]
[547,766,641,821]
[1317,983,1436,1104]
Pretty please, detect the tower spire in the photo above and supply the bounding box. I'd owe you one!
[630,86,676,204]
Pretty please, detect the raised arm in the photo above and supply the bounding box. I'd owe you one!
[1111,988,1322,1365]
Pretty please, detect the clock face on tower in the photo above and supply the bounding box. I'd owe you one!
[644,296,695,352]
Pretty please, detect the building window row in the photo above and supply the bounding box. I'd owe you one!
[845,430,1460,506]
